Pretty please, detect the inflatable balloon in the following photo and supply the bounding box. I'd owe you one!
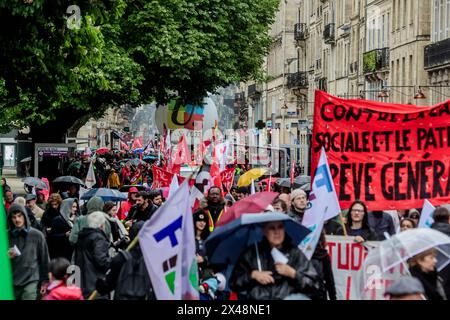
[155,96,219,134]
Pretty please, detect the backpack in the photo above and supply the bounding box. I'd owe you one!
[114,254,155,300]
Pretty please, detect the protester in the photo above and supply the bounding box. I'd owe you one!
[400,218,417,232]
[26,194,44,221]
[235,186,249,201]
[230,220,323,300]
[62,184,79,200]
[230,186,238,201]
[107,169,121,189]
[336,201,377,242]
[1,177,11,193]
[96,221,155,300]
[4,189,15,211]
[41,193,63,234]
[47,198,78,260]
[278,193,291,212]
[36,191,47,211]
[149,190,163,208]
[324,218,342,235]
[73,211,112,299]
[311,231,337,300]
[224,194,235,208]
[13,196,42,232]
[203,186,225,232]
[125,191,157,226]
[193,210,210,277]
[272,198,288,213]
[407,209,421,227]
[384,277,426,300]
[103,201,129,250]
[42,258,84,300]
[288,189,308,223]
[368,210,396,240]
[117,186,139,220]
[408,248,447,300]
[431,206,450,237]
[7,204,50,300]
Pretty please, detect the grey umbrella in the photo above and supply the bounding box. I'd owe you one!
[275,178,291,188]
[294,175,311,187]
[53,176,85,185]
[21,177,48,190]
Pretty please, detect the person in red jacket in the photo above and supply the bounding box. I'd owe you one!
[117,187,139,220]
[43,258,83,300]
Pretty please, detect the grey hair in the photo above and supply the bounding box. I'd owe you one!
[87,211,106,229]
[13,197,26,206]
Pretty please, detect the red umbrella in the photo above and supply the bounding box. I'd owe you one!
[216,192,279,227]
[257,177,280,185]
[96,147,110,155]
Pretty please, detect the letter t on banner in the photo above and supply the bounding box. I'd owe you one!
[299,147,341,259]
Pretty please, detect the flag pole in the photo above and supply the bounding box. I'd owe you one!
[87,235,140,300]
[339,212,348,237]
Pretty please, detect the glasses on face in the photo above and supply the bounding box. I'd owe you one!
[351,209,364,213]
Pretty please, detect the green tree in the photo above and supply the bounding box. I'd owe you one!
[0,0,279,142]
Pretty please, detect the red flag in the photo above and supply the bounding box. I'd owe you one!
[189,186,204,212]
[120,141,129,150]
[172,134,191,166]
[151,166,175,189]
[220,168,235,193]
[130,165,142,185]
[290,159,295,186]
[132,137,143,149]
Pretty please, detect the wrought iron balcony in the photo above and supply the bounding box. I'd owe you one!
[287,72,308,89]
[323,23,335,44]
[424,38,450,70]
[363,48,390,74]
[294,23,307,41]
[247,84,262,98]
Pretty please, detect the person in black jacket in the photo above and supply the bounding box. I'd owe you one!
[124,191,157,228]
[73,211,111,299]
[230,220,323,300]
[311,231,337,300]
[336,201,378,242]
[96,221,155,300]
[408,248,447,300]
[41,193,63,235]
[368,210,396,240]
[47,198,78,260]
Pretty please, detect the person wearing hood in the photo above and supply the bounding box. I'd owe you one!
[73,211,112,299]
[107,168,121,189]
[7,204,50,300]
[41,193,63,235]
[117,186,139,220]
[230,220,323,300]
[288,189,308,224]
[47,198,79,260]
[13,196,43,232]
[96,221,156,300]
[69,196,112,246]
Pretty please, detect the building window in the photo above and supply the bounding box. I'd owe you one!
[433,0,450,42]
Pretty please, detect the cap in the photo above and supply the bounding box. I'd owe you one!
[384,277,425,296]
[129,187,139,193]
[193,211,208,223]
[25,194,37,202]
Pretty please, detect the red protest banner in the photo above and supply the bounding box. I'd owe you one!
[312,90,450,210]
[220,168,235,193]
[151,166,174,189]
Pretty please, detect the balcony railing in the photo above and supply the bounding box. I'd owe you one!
[287,72,308,89]
[363,48,390,74]
[424,38,450,69]
[323,23,335,44]
[294,23,307,41]
[247,84,262,97]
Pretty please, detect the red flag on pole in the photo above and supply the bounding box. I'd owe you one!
[132,137,143,149]
[290,159,295,186]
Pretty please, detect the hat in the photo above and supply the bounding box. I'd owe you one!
[193,211,208,223]
[290,189,307,202]
[129,187,139,193]
[25,194,37,202]
[384,277,425,297]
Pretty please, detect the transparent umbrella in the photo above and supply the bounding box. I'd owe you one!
[357,228,450,300]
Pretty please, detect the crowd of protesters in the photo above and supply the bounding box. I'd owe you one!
[2,148,450,301]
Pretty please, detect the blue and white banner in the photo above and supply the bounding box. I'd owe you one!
[139,181,199,300]
[418,200,435,228]
[299,148,341,259]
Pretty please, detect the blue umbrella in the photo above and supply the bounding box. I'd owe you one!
[204,212,311,266]
[81,188,127,202]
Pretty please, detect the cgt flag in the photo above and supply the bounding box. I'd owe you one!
[299,148,341,259]
[139,180,199,300]
[418,199,436,228]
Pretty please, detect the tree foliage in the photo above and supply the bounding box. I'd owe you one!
[0,0,279,137]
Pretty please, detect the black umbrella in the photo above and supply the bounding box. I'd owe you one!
[53,176,85,185]
[21,177,48,190]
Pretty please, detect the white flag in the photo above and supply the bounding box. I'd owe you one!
[85,160,96,189]
[299,148,341,259]
[168,174,179,199]
[250,179,256,195]
[418,200,435,228]
[139,181,199,300]
[189,186,204,210]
